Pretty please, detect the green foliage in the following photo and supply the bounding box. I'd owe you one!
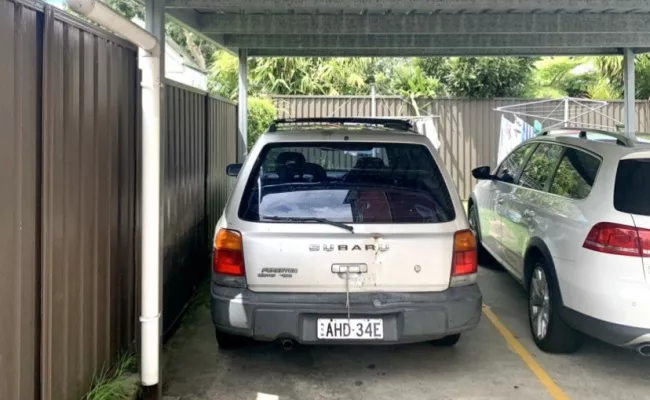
[247,97,277,149]
[417,57,536,98]
[525,57,599,99]
[595,55,650,99]
[375,61,441,98]
[102,0,143,19]
[209,52,379,97]
[209,51,240,99]
[83,353,139,400]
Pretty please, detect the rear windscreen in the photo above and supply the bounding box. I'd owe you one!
[614,158,650,216]
[238,142,456,223]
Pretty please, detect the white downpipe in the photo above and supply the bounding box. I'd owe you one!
[139,45,161,386]
[65,0,161,388]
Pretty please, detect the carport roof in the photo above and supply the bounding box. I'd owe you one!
[164,0,650,57]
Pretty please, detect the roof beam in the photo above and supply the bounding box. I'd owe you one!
[223,33,650,49]
[165,0,650,13]
[247,47,640,57]
[200,13,650,35]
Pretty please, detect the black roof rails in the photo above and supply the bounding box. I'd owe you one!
[541,127,635,148]
[268,117,414,132]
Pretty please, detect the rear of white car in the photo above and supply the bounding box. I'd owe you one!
[210,120,481,347]
[561,150,650,350]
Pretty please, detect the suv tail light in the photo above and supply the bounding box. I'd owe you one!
[583,222,650,257]
[451,230,478,286]
[213,229,245,276]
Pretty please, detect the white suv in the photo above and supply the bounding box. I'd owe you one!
[469,128,650,355]
[211,118,482,348]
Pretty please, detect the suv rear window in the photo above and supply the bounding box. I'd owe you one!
[614,158,650,216]
[238,142,456,223]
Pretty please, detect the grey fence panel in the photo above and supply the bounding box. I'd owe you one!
[206,96,238,237]
[272,96,650,199]
[163,82,209,334]
[0,2,41,399]
[40,4,139,400]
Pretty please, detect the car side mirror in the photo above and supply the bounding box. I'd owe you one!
[472,166,494,180]
[226,163,242,177]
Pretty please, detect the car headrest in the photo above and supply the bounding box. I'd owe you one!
[353,157,386,170]
[275,151,306,168]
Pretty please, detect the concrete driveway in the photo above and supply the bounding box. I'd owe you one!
[163,266,650,400]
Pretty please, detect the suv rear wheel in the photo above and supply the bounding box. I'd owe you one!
[528,260,583,353]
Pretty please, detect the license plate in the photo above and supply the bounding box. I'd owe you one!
[317,318,384,340]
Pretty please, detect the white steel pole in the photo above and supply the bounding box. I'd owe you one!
[371,84,377,118]
[623,48,637,139]
[238,49,248,161]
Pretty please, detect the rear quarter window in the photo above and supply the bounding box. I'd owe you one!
[614,158,650,216]
[238,142,456,224]
[549,148,601,200]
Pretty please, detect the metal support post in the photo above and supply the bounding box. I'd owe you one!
[623,48,637,140]
[371,84,377,118]
[238,49,248,161]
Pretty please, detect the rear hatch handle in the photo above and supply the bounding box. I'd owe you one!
[262,216,355,233]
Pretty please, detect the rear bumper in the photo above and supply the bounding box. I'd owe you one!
[211,283,482,344]
[561,307,650,348]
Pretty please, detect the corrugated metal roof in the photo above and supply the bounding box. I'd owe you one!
[164,0,650,56]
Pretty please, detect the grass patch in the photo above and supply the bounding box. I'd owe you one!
[83,353,139,400]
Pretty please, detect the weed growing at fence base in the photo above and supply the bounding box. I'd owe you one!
[83,353,139,400]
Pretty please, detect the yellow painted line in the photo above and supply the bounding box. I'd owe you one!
[482,304,570,400]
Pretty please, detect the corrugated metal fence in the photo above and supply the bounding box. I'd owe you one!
[163,81,237,335]
[40,5,140,400]
[273,96,650,199]
[0,1,238,398]
[0,2,41,399]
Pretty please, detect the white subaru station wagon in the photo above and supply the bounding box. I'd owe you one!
[469,128,650,355]
[211,118,482,349]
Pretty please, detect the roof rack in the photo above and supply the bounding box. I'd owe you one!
[541,127,636,148]
[267,117,414,132]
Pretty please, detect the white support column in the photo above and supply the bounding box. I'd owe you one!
[142,0,164,399]
[238,49,248,161]
[623,48,636,139]
[371,84,377,117]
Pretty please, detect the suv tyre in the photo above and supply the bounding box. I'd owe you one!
[528,260,583,354]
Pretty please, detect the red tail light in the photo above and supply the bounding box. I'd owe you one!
[452,230,478,276]
[213,229,245,276]
[583,222,650,257]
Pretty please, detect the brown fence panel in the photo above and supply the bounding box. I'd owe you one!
[162,81,209,335]
[206,96,238,238]
[273,95,407,118]
[0,2,42,399]
[40,5,139,399]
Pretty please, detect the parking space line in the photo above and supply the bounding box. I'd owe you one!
[482,304,570,400]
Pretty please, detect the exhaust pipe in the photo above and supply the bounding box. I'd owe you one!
[637,343,650,357]
[281,339,295,351]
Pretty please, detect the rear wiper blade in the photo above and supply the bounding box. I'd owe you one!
[263,216,354,233]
